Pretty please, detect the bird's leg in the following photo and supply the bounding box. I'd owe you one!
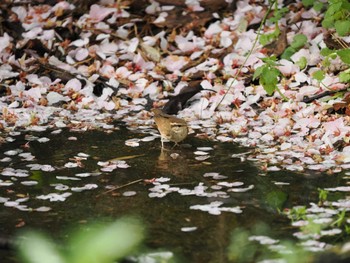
[161,137,164,149]
[171,142,178,149]
[160,137,171,151]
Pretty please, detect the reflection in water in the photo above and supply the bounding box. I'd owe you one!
[156,148,192,178]
[0,127,346,262]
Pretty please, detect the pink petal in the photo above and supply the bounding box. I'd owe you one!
[89,4,115,22]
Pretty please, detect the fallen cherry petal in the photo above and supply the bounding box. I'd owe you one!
[181,227,198,232]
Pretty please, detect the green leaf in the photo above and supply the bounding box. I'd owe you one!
[322,17,334,28]
[260,32,276,46]
[16,231,65,263]
[68,217,144,263]
[266,190,288,211]
[302,0,314,7]
[337,49,350,64]
[313,1,324,11]
[320,47,335,57]
[335,20,350,36]
[269,7,289,23]
[322,57,331,67]
[261,82,277,95]
[261,55,278,65]
[290,34,307,49]
[312,70,325,81]
[259,34,270,46]
[339,71,350,82]
[228,228,257,262]
[327,2,343,15]
[344,0,350,10]
[262,67,280,84]
[253,65,264,80]
[296,56,307,69]
[281,46,296,60]
[260,67,280,95]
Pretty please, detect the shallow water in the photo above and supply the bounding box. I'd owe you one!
[0,125,347,262]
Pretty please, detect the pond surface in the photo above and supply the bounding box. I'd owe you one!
[0,125,348,262]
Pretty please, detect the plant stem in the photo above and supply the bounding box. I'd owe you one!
[214,0,276,110]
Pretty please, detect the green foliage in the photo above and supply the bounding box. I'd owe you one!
[302,0,324,11]
[260,28,280,46]
[318,188,329,205]
[320,48,350,83]
[281,47,296,60]
[312,70,325,82]
[17,231,65,263]
[337,49,350,64]
[302,0,350,86]
[335,20,350,36]
[290,34,308,50]
[320,48,350,66]
[266,190,288,211]
[254,56,286,98]
[281,34,307,60]
[260,1,287,46]
[301,219,324,235]
[267,6,289,24]
[227,228,259,262]
[320,47,337,68]
[16,217,145,263]
[302,0,314,7]
[332,209,347,228]
[295,57,307,69]
[320,47,337,57]
[287,206,307,221]
[339,69,350,82]
[321,0,350,36]
[278,241,313,263]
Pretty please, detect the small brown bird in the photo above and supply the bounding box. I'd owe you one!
[152,108,188,148]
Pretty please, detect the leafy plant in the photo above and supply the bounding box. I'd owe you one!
[339,68,350,83]
[295,56,308,70]
[16,217,145,263]
[320,47,338,68]
[332,209,347,228]
[286,206,307,221]
[302,0,350,36]
[312,69,325,83]
[321,0,350,36]
[337,48,350,64]
[300,218,324,235]
[318,188,329,205]
[259,1,288,46]
[281,34,308,60]
[227,227,259,262]
[253,56,287,99]
[302,0,324,12]
[259,28,280,47]
[320,47,350,83]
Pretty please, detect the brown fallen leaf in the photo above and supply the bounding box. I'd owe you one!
[264,27,288,56]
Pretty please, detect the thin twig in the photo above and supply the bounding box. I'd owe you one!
[97,179,144,197]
